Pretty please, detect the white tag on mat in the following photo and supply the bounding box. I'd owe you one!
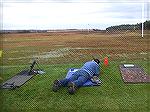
[123,64,135,67]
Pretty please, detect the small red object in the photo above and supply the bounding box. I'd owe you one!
[104,57,108,66]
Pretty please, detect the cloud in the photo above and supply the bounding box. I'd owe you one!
[2,1,149,30]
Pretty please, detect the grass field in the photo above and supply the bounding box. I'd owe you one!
[0,31,150,112]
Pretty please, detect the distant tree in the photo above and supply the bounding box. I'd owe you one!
[144,20,150,30]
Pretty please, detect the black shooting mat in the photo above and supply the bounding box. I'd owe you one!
[1,70,37,89]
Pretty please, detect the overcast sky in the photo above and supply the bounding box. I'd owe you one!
[1,0,150,30]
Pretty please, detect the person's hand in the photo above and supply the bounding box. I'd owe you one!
[91,76,100,84]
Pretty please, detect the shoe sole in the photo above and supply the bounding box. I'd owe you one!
[68,82,76,94]
[52,80,61,92]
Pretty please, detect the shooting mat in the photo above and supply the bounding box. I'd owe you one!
[1,70,37,89]
[119,64,150,83]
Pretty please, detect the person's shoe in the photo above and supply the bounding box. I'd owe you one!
[67,82,77,95]
[52,80,62,92]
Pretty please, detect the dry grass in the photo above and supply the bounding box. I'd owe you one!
[1,31,150,65]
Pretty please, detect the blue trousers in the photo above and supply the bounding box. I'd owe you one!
[60,70,90,87]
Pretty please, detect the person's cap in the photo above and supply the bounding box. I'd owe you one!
[94,58,100,64]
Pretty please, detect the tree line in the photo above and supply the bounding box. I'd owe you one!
[106,20,150,32]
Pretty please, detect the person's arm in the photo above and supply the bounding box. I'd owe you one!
[94,66,100,77]
[91,66,100,84]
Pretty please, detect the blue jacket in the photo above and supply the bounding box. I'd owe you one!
[80,60,100,77]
